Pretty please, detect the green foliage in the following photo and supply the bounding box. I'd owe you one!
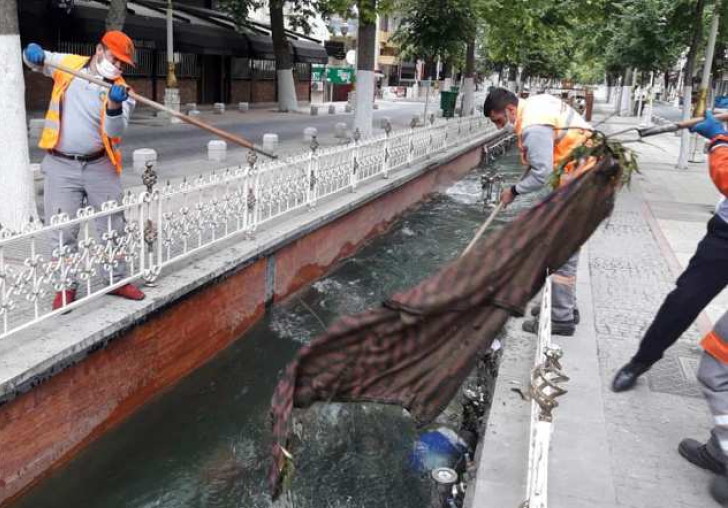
[551,131,639,189]
[392,0,476,63]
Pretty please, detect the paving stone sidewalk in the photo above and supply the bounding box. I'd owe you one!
[469,103,723,508]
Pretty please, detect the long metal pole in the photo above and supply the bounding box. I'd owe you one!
[43,61,276,158]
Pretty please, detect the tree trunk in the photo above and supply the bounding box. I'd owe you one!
[270,0,297,112]
[106,0,127,31]
[507,65,517,92]
[0,0,38,231]
[354,0,376,137]
[678,0,706,169]
[618,68,633,116]
[461,40,476,116]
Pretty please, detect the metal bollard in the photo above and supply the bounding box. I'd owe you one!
[310,105,319,116]
[238,102,249,112]
[334,122,348,139]
[207,140,227,162]
[262,133,279,153]
[329,104,336,115]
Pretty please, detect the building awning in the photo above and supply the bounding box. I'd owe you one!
[291,39,327,64]
[175,24,250,56]
[247,33,277,61]
[20,0,167,48]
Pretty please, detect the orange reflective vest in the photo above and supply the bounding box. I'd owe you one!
[39,54,127,173]
[514,94,593,187]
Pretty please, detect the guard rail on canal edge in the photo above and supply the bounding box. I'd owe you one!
[0,115,513,506]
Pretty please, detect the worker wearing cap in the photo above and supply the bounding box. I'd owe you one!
[483,87,593,336]
[23,31,145,309]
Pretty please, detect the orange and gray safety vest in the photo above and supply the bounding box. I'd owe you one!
[39,54,127,173]
[514,94,593,187]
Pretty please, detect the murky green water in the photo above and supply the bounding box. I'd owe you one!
[12,152,530,508]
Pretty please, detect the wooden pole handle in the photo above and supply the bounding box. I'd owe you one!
[43,61,277,159]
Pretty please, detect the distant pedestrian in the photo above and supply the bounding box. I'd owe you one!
[612,111,728,393]
[23,31,146,310]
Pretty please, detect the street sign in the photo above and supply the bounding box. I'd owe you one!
[312,66,356,85]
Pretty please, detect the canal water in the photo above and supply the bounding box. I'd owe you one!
[12,152,532,508]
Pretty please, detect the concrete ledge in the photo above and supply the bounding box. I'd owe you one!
[466,243,616,508]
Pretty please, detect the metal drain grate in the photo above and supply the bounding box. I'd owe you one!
[647,355,703,398]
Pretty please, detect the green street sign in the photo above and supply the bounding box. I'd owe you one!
[311,65,355,85]
[327,67,355,85]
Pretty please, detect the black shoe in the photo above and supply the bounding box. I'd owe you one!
[710,475,728,506]
[679,438,727,474]
[522,318,575,336]
[611,361,650,393]
[530,306,580,325]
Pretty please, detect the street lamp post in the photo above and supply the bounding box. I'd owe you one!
[165,0,181,123]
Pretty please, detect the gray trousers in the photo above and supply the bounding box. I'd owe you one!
[552,250,579,322]
[698,310,728,463]
[42,154,127,285]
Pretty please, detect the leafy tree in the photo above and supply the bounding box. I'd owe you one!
[219,0,323,111]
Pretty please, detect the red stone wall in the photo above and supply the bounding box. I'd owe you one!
[0,142,484,507]
[296,81,311,102]
[230,80,252,103]
[252,80,276,103]
[0,260,268,505]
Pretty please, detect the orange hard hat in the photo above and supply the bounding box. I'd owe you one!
[101,31,135,67]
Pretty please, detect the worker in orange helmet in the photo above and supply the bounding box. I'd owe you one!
[23,31,146,310]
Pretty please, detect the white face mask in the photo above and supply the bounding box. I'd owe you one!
[97,55,122,80]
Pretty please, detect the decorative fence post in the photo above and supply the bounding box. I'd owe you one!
[141,162,160,283]
[407,117,417,166]
[246,150,259,238]
[382,120,392,179]
[350,128,361,192]
[307,135,320,208]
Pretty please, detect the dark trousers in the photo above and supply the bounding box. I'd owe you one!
[633,215,728,366]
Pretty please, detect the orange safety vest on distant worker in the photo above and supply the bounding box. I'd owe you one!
[514,94,594,187]
[39,54,127,173]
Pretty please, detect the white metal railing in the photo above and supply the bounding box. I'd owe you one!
[0,115,499,339]
[521,276,569,508]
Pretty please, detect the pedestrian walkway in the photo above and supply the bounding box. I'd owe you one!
[469,104,724,508]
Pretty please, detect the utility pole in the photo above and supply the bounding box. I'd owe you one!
[689,0,721,162]
[165,0,181,123]
[677,0,707,170]
[0,0,39,231]
[695,0,721,117]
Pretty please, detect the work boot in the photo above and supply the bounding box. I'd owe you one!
[522,318,575,336]
[611,360,650,392]
[52,289,77,311]
[530,306,580,325]
[109,283,146,301]
[678,438,726,474]
[710,475,728,506]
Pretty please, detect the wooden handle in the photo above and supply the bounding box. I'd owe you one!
[44,61,277,160]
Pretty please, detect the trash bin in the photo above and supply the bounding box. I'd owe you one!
[440,91,458,118]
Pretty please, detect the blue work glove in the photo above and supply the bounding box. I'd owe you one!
[690,110,727,140]
[108,84,128,104]
[24,43,45,65]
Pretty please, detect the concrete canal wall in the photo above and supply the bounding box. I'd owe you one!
[0,128,509,505]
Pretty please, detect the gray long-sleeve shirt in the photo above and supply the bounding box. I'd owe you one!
[515,125,555,195]
[28,51,135,155]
